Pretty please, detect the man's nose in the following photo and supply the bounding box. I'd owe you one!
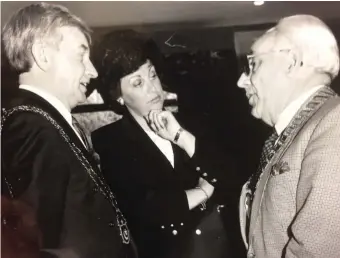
[86,60,98,79]
[237,72,251,89]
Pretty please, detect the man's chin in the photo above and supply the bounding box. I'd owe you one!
[251,107,260,119]
[76,95,88,106]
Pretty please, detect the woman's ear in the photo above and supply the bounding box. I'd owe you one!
[117,97,124,105]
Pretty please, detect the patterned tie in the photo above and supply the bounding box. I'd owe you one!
[248,129,279,201]
[245,129,279,237]
[72,117,101,169]
[72,116,92,151]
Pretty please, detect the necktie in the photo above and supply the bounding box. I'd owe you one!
[72,116,92,151]
[245,129,279,236]
[248,129,279,198]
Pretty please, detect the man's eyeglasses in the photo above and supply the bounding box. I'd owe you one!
[241,55,255,76]
[241,49,292,76]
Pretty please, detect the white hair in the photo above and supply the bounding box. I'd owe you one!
[275,15,339,81]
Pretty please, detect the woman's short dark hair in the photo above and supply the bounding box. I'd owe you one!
[92,30,163,107]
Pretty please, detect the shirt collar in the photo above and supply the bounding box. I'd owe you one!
[275,85,324,135]
[19,84,73,126]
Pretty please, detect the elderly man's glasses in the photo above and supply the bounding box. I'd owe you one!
[241,49,292,76]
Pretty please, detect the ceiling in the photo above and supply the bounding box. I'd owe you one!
[1,1,340,30]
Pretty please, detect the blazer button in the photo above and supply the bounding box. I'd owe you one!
[172,230,178,235]
[196,167,201,171]
[195,229,201,235]
[202,173,208,177]
[161,225,165,229]
[211,178,217,183]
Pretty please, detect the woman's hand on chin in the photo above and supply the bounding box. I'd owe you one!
[144,109,181,141]
[145,109,196,157]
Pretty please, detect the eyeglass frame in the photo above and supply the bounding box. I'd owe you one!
[242,49,293,76]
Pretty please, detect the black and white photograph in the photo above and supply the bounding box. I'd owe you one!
[1,1,340,258]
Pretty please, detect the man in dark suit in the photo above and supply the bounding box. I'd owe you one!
[1,3,135,258]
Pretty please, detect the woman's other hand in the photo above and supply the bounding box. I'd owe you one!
[198,177,215,198]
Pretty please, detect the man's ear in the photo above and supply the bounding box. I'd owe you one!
[31,40,50,71]
[287,50,302,76]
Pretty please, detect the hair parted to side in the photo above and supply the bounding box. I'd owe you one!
[274,14,339,82]
[1,2,92,73]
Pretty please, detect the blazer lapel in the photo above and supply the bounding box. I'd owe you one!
[248,87,337,241]
[172,143,187,170]
[122,113,175,174]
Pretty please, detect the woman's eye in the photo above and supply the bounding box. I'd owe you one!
[132,78,143,87]
[150,70,157,79]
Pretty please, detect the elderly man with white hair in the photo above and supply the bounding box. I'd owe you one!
[238,15,340,258]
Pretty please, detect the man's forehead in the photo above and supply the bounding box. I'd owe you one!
[58,26,89,49]
[251,33,277,54]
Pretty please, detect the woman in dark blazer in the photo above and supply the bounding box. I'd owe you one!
[91,30,235,258]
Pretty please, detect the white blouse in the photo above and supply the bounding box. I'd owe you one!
[144,129,175,168]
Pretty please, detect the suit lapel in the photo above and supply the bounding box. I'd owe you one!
[18,89,99,172]
[248,87,337,241]
[9,90,133,244]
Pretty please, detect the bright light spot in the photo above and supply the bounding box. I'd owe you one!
[254,1,265,6]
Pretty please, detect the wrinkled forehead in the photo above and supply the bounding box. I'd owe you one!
[251,27,294,56]
[250,30,277,55]
[58,26,90,49]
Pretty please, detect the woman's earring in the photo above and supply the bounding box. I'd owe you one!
[117,97,124,105]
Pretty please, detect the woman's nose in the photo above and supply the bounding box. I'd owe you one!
[146,80,158,93]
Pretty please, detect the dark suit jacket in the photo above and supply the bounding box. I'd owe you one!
[1,89,136,258]
[92,111,235,258]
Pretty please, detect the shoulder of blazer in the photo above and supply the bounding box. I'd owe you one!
[304,94,340,129]
[318,94,340,117]
[92,119,125,147]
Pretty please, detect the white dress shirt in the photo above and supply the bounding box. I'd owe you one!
[275,85,324,135]
[144,129,175,168]
[19,84,86,146]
